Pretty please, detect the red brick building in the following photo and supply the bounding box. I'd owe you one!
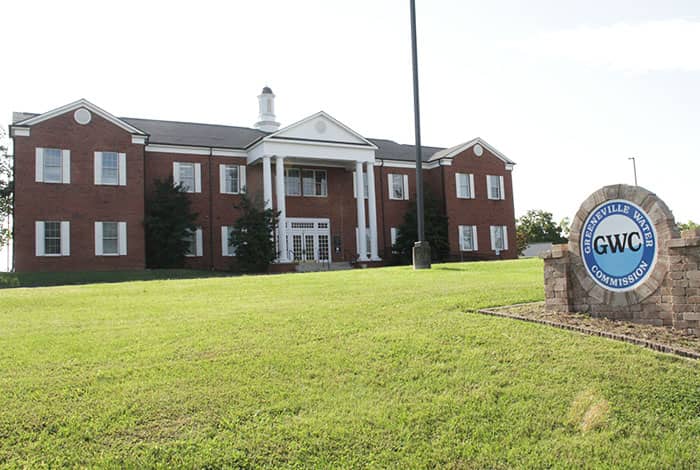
[10,89,517,272]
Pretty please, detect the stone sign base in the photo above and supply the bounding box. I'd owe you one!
[542,184,700,336]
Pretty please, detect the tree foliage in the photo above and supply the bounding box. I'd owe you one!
[677,220,698,232]
[0,128,13,247]
[516,210,568,255]
[393,190,449,263]
[144,178,198,268]
[230,193,279,273]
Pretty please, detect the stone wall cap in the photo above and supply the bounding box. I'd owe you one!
[668,237,700,249]
[681,228,700,239]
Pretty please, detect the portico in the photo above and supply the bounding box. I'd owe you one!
[248,111,381,263]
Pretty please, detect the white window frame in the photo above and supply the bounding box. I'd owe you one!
[35,221,70,256]
[285,168,302,196]
[173,162,202,193]
[184,227,204,257]
[388,173,409,200]
[94,151,127,186]
[301,169,328,197]
[490,225,509,252]
[459,225,479,252]
[221,226,236,256]
[35,148,70,184]
[353,171,369,199]
[94,221,127,256]
[456,173,475,199]
[487,175,506,200]
[219,164,246,195]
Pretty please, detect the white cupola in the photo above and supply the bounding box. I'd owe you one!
[254,86,280,132]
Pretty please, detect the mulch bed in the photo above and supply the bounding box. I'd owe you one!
[477,302,700,360]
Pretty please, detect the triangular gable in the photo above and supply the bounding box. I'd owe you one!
[14,98,147,135]
[429,137,514,165]
[265,111,376,148]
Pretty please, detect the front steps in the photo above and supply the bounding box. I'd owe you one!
[295,261,352,273]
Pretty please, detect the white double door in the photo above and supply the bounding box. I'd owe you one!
[286,218,331,262]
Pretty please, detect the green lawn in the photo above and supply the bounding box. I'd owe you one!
[1,259,698,468]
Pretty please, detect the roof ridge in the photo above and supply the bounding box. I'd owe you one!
[121,116,265,133]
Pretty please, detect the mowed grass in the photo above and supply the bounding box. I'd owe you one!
[1,259,698,468]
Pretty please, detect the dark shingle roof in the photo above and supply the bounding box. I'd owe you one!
[369,138,445,162]
[121,117,268,149]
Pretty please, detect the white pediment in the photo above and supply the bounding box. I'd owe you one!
[267,111,375,147]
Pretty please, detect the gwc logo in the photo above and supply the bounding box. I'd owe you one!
[580,199,657,292]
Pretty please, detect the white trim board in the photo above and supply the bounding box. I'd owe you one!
[429,137,515,166]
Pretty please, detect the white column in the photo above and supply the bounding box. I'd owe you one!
[262,156,273,210]
[366,162,380,260]
[355,161,368,261]
[275,156,289,262]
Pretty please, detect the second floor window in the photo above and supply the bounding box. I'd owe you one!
[173,162,201,193]
[286,169,301,196]
[487,175,505,200]
[388,174,409,200]
[456,173,475,199]
[95,151,126,186]
[220,164,246,194]
[286,168,327,197]
[36,148,70,184]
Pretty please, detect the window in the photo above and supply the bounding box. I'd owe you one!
[35,221,70,256]
[490,225,509,252]
[353,171,369,199]
[456,173,475,199]
[173,162,201,193]
[184,227,203,257]
[95,222,127,256]
[220,164,246,194]
[388,174,409,200]
[286,168,301,196]
[390,227,399,253]
[94,151,126,186]
[36,148,70,184]
[459,225,478,251]
[487,175,505,200]
[221,226,236,256]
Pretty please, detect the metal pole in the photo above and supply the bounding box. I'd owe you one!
[628,157,638,186]
[410,0,424,242]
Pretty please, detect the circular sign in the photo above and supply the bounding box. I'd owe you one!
[74,108,92,125]
[473,144,484,157]
[580,199,657,292]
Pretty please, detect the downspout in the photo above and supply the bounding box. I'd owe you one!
[208,148,214,270]
[10,134,15,272]
[377,160,386,258]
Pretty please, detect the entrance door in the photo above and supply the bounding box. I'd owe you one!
[287,218,331,262]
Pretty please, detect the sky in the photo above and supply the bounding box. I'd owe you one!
[2,0,699,270]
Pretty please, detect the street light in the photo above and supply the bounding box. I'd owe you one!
[628,157,638,186]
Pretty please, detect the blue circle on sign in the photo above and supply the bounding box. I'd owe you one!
[580,199,657,292]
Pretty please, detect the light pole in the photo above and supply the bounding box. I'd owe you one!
[410,0,431,269]
[628,157,638,186]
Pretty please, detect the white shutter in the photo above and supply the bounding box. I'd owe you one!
[221,226,229,256]
[118,153,127,186]
[458,226,465,251]
[239,165,246,193]
[353,171,357,198]
[486,176,493,199]
[455,174,462,198]
[469,174,475,198]
[219,164,227,194]
[35,148,44,182]
[60,221,70,256]
[118,222,128,255]
[195,228,203,257]
[194,163,202,193]
[390,227,398,246]
[94,152,102,185]
[62,150,70,184]
[490,226,497,251]
[499,176,505,200]
[502,226,509,250]
[95,222,103,256]
[403,174,409,200]
[35,221,45,256]
[472,226,479,251]
[173,162,180,185]
[387,174,394,199]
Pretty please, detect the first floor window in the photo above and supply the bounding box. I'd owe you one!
[95,221,127,256]
[36,148,70,184]
[174,162,201,193]
[390,227,399,253]
[221,226,236,256]
[388,173,409,200]
[456,173,475,199]
[487,175,505,200]
[184,227,203,257]
[286,168,301,196]
[459,225,478,251]
[490,225,509,252]
[35,221,70,256]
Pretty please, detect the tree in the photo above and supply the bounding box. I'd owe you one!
[144,178,198,268]
[0,128,13,248]
[393,190,449,263]
[516,210,568,249]
[230,193,279,273]
[678,220,698,232]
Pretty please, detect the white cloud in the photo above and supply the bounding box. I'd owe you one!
[506,19,700,73]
